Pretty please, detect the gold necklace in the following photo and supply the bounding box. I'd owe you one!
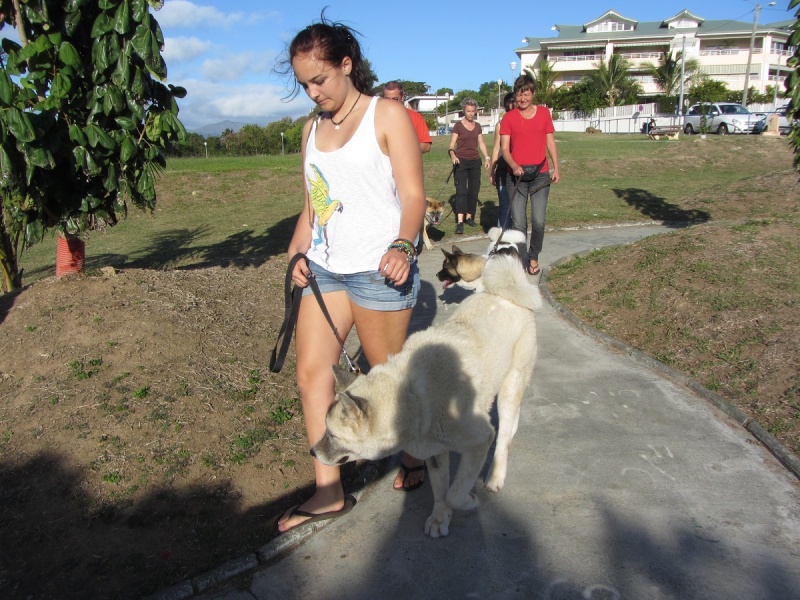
[330,92,362,130]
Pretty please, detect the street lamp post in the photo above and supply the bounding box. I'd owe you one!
[280,131,284,156]
[203,141,207,159]
[443,93,450,132]
[678,35,686,117]
[509,61,517,84]
[743,2,775,107]
[497,79,502,112]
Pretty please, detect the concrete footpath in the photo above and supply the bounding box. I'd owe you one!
[161,224,800,600]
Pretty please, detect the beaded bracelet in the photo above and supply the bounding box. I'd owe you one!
[387,238,417,264]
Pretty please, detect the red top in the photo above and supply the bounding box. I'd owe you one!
[407,108,432,144]
[499,106,555,170]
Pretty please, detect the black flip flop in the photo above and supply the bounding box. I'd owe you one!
[278,494,356,531]
[394,462,426,492]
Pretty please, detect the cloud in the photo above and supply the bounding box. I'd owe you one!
[155,0,264,30]
[199,51,275,83]
[175,80,313,130]
[163,36,212,64]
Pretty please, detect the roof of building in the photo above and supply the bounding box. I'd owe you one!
[517,9,792,52]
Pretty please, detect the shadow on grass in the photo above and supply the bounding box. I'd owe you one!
[613,188,710,224]
[74,215,300,273]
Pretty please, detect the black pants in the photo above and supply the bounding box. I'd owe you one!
[454,159,481,218]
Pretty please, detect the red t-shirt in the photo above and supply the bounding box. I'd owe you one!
[499,106,555,171]
[407,108,432,144]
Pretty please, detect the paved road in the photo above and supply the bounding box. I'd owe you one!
[152,224,800,600]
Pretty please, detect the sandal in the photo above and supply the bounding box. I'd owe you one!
[527,262,541,276]
[394,462,427,492]
[277,495,356,532]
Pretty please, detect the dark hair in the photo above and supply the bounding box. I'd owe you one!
[513,74,536,95]
[278,11,371,99]
[383,80,404,93]
[503,91,516,111]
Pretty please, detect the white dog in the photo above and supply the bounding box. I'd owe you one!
[436,226,528,292]
[311,250,540,537]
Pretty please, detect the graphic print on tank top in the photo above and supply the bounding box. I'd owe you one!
[307,163,343,247]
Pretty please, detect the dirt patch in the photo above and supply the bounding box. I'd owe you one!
[0,260,367,598]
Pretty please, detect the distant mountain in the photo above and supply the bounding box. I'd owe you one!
[193,120,248,137]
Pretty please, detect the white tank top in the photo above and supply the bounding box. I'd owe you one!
[304,96,400,274]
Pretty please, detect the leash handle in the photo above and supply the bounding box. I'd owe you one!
[269,253,306,373]
[269,253,360,374]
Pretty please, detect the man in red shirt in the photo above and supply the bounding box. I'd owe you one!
[383,81,432,154]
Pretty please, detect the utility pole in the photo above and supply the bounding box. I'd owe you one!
[678,35,686,116]
[743,2,775,107]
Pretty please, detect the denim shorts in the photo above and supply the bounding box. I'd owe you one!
[302,261,419,311]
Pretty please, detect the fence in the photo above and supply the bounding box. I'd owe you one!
[551,102,683,134]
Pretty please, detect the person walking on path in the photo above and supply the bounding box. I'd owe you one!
[449,98,491,234]
[383,81,432,154]
[276,14,426,532]
[499,74,560,275]
[489,91,516,228]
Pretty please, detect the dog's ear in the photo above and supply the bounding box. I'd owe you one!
[332,365,359,392]
[441,248,453,259]
[337,391,368,421]
[451,245,463,255]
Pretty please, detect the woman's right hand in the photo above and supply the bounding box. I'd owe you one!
[290,256,312,288]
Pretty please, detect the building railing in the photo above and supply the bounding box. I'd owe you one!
[700,48,762,56]
[618,52,663,59]
[551,54,604,62]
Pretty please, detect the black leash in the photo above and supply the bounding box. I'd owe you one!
[432,164,457,224]
[269,253,360,374]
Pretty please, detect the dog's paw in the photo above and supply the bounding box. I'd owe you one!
[484,465,507,492]
[449,491,479,511]
[424,507,452,538]
[484,476,505,493]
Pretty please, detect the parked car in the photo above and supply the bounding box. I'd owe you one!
[683,102,766,135]
[760,104,792,135]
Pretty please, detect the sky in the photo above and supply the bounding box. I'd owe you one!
[3,1,795,131]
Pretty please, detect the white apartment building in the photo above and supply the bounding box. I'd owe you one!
[517,9,793,98]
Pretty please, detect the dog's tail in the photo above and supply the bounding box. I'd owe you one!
[482,253,543,311]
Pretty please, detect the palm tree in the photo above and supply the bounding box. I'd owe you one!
[526,60,558,106]
[641,51,700,99]
[588,54,640,107]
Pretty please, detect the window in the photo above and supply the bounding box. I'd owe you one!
[587,21,632,33]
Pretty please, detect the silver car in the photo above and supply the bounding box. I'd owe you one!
[683,102,765,135]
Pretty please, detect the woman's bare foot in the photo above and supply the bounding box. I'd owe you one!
[393,452,426,491]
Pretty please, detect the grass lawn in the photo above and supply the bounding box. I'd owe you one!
[18,132,793,283]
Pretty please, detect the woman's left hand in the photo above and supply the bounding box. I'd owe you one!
[379,248,412,285]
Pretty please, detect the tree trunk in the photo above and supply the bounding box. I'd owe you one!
[0,223,22,293]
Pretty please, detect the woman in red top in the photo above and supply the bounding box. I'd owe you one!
[499,74,560,275]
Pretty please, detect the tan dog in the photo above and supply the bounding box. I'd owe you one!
[311,250,541,537]
[421,197,445,250]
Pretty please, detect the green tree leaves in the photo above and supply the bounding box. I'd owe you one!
[0,0,186,292]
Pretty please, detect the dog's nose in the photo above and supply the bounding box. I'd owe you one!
[309,448,316,458]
